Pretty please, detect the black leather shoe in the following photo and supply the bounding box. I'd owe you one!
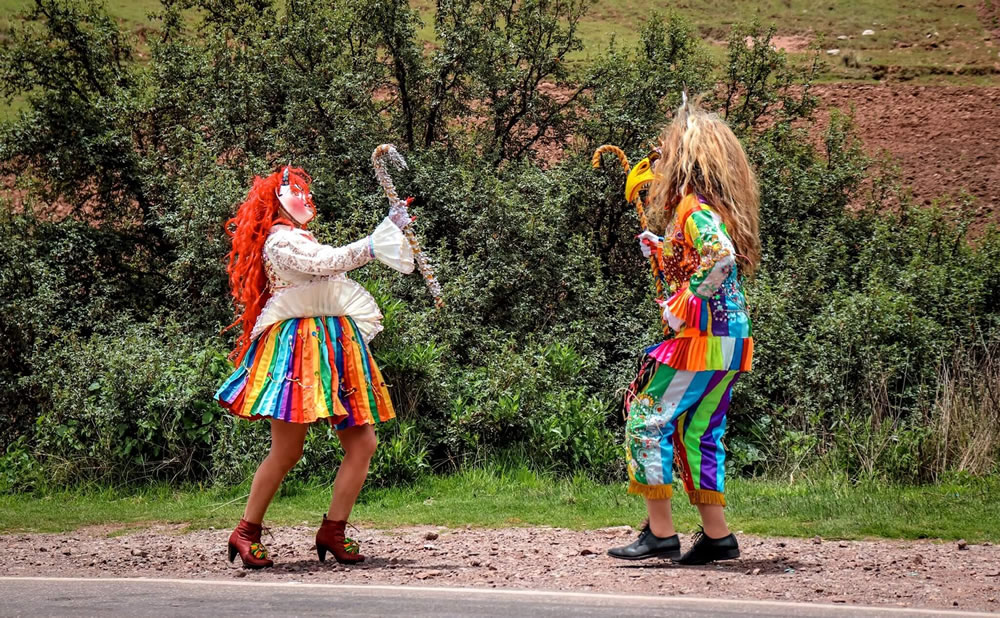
[676,527,740,565]
[607,524,681,561]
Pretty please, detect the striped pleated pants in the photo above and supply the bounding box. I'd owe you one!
[625,363,740,505]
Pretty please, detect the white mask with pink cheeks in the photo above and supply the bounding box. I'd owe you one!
[275,166,315,226]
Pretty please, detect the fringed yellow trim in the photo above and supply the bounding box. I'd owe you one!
[628,480,673,500]
[688,489,726,506]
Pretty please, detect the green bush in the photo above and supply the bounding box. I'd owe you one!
[210,416,429,489]
[28,323,232,484]
[0,437,43,494]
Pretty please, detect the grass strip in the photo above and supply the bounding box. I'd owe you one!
[3,467,996,543]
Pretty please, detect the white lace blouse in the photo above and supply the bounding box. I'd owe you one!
[250,218,414,343]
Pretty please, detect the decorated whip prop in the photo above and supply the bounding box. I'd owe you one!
[595,145,688,483]
[372,144,444,309]
[592,144,665,300]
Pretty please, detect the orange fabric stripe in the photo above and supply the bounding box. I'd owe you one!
[689,338,707,371]
[299,319,321,422]
[741,338,755,371]
[308,320,328,419]
[367,358,395,422]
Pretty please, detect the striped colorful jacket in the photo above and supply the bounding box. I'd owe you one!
[645,193,754,372]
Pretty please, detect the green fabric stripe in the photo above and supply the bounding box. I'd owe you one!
[687,209,717,251]
[315,318,335,416]
[642,364,678,402]
[707,337,723,369]
[247,322,289,417]
[683,372,738,489]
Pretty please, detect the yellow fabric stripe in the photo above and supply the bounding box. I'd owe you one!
[244,326,280,410]
[628,480,673,500]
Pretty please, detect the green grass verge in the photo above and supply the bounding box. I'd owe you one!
[2,467,997,542]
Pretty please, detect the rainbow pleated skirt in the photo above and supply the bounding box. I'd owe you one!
[215,316,395,430]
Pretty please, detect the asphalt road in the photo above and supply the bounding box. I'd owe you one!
[0,577,991,618]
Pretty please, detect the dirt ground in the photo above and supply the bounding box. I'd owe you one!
[810,83,1000,224]
[7,82,998,228]
[2,524,998,613]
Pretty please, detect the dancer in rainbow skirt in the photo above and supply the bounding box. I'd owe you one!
[608,99,760,565]
[216,165,414,568]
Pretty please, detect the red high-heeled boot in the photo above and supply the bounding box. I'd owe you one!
[227,518,273,569]
[315,515,365,564]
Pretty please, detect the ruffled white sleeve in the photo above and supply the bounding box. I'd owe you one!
[370,217,415,274]
[266,228,374,276]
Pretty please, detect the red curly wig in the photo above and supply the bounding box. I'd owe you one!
[223,167,312,363]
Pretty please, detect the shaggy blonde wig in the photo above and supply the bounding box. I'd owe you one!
[647,99,761,277]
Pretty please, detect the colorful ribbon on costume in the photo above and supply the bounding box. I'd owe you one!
[371,144,444,309]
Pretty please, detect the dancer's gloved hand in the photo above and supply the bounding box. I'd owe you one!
[388,196,415,230]
[637,230,662,259]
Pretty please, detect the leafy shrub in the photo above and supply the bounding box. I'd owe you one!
[29,322,232,484]
[0,437,43,494]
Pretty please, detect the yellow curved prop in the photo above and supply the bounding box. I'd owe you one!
[592,146,666,317]
[591,144,630,173]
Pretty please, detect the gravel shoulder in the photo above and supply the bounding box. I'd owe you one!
[1,525,998,613]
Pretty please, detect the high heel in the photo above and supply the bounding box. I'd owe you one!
[227,518,274,569]
[315,515,365,565]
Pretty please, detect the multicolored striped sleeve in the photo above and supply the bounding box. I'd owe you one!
[684,208,737,299]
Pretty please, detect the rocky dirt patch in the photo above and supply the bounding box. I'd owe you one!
[2,525,998,613]
[812,83,1000,224]
[770,35,814,53]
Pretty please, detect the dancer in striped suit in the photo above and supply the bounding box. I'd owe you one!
[609,99,761,565]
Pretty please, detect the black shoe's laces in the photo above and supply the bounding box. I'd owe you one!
[636,518,652,542]
[689,525,706,546]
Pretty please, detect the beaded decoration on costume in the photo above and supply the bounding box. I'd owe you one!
[659,205,700,294]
